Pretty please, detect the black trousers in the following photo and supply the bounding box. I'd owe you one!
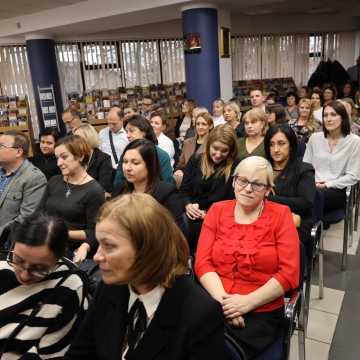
[225,307,285,360]
[314,187,346,222]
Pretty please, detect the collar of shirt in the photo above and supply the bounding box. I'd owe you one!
[110,127,125,135]
[128,285,165,320]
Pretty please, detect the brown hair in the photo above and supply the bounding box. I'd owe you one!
[3,130,29,157]
[150,111,168,128]
[195,112,214,129]
[201,124,239,182]
[55,135,91,166]
[97,193,189,288]
[323,101,351,137]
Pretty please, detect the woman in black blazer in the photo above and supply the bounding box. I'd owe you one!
[112,139,185,234]
[264,123,316,249]
[65,193,224,360]
[74,124,113,195]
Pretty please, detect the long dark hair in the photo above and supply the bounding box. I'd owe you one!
[125,115,158,144]
[12,211,68,259]
[322,101,351,137]
[120,139,161,194]
[264,123,300,186]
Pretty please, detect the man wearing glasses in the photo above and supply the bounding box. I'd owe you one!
[0,131,47,247]
[62,108,82,134]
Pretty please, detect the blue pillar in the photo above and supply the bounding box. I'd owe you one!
[182,6,220,110]
[26,37,65,134]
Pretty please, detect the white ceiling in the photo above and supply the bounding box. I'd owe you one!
[0,0,86,20]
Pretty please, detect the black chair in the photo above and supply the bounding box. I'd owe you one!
[225,332,247,360]
[314,186,354,270]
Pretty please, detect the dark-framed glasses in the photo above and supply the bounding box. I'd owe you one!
[233,176,268,192]
[0,143,18,150]
[6,251,60,279]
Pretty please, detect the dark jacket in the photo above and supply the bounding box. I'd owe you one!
[87,148,113,193]
[268,160,316,248]
[179,154,237,210]
[31,153,61,180]
[65,275,225,360]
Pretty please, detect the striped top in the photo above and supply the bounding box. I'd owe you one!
[0,261,89,359]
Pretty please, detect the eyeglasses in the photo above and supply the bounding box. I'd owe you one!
[6,251,60,279]
[233,176,268,192]
[0,144,18,150]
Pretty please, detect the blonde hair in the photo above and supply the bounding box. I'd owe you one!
[243,108,268,136]
[97,193,189,288]
[201,124,239,182]
[224,101,241,122]
[233,156,274,188]
[74,123,99,149]
[298,98,319,131]
[195,112,214,129]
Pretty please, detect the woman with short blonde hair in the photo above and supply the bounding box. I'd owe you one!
[74,124,113,194]
[66,193,225,359]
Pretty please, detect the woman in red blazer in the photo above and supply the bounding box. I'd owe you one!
[66,193,224,360]
[195,156,300,359]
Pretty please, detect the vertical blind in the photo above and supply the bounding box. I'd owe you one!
[0,45,38,134]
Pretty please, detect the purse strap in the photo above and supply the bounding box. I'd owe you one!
[109,129,119,165]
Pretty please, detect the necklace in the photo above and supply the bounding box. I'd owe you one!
[65,172,88,198]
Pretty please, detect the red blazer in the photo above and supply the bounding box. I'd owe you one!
[195,200,300,312]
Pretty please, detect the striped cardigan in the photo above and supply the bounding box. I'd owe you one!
[0,261,89,359]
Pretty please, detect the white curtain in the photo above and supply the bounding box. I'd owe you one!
[0,45,38,135]
[159,39,185,84]
[121,40,161,87]
[232,33,310,86]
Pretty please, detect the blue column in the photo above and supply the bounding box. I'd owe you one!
[26,38,65,134]
[182,7,220,110]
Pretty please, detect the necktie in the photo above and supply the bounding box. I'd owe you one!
[126,299,148,356]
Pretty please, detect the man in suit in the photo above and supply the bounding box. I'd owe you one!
[0,131,47,246]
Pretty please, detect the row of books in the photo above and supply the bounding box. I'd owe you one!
[0,96,29,128]
[67,83,186,121]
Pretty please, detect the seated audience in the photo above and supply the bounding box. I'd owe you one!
[249,88,266,112]
[212,98,226,126]
[341,97,360,136]
[195,156,300,359]
[113,115,174,190]
[265,124,316,248]
[123,105,138,120]
[238,108,267,162]
[113,139,185,232]
[174,112,213,188]
[150,112,176,168]
[65,193,224,359]
[311,89,323,125]
[179,124,239,252]
[62,108,82,134]
[322,84,337,106]
[299,86,310,99]
[32,127,61,180]
[0,212,88,358]
[285,91,299,121]
[224,101,244,138]
[185,106,209,140]
[341,82,354,100]
[289,98,319,143]
[40,135,105,263]
[140,96,154,120]
[176,99,196,142]
[98,107,128,171]
[265,103,287,126]
[0,131,47,246]
[74,124,113,195]
[303,101,360,218]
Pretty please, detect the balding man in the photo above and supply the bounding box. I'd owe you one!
[98,107,128,170]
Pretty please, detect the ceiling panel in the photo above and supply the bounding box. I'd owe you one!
[0,0,86,20]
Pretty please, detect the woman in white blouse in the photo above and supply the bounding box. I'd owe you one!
[150,111,176,168]
[303,100,360,216]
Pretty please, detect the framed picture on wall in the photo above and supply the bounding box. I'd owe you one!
[220,27,230,58]
[184,33,201,53]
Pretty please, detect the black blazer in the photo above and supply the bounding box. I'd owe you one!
[152,181,186,234]
[87,148,113,193]
[65,275,225,360]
